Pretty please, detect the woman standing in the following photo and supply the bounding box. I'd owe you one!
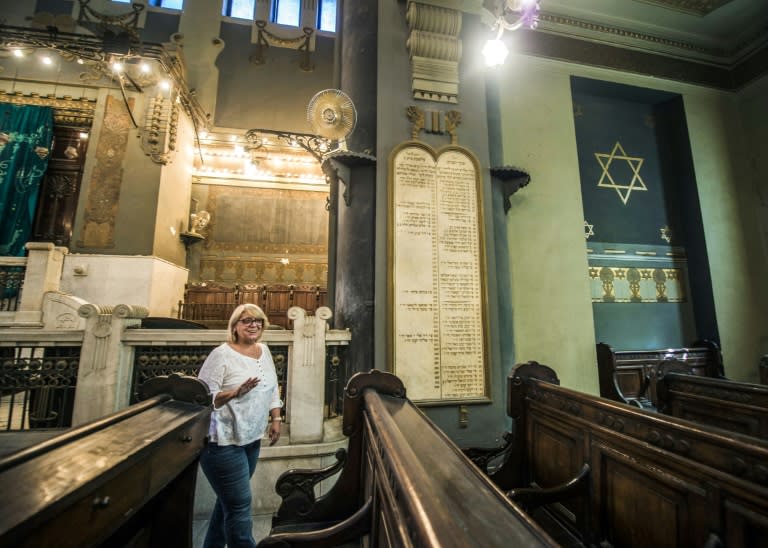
[197,303,283,548]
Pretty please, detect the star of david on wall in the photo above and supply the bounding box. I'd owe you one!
[594,141,647,205]
[584,220,594,239]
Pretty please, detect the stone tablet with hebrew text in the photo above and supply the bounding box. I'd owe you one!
[389,142,489,404]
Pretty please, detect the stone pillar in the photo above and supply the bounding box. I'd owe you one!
[286,305,333,443]
[71,303,149,425]
[15,242,67,325]
[175,0,226,121]
[330,0,378,376]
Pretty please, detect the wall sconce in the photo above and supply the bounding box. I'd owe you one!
[482,0,540,66]
[180,210,210,248]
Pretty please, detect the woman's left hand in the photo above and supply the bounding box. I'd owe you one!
[269,419,281,446]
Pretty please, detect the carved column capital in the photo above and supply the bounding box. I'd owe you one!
[406,1,463,104]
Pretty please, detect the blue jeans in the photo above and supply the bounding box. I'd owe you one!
[200,439,262,548]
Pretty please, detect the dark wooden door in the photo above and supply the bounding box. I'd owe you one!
[31,126,90,248]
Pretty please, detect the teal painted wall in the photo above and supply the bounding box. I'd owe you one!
[572,77,717,352]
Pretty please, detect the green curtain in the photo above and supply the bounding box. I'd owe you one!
[0,104,54,257]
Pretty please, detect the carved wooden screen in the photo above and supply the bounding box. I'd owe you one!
[32,126,90,248]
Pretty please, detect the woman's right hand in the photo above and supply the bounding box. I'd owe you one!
[214,377,261,408]
[236,377,260,398]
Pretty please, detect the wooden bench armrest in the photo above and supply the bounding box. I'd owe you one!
[507,463,591,510]
[274,448,347,521]
[462,431,514,473]
[258,497,372,547]
[626,396,654,409]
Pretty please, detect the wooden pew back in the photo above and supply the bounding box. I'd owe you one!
[258,370,557,547]
[656,363,768,440]
[0,375,211,548]
[596,341,723,407]
[506,362,768,547]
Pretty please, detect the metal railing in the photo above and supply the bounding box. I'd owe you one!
[0,345,81,430]
[0,261,26,313]
[129,343,291,420]
[128,342,349,420]
[1,299,351,433]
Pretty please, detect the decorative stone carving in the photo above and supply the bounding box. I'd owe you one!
[113,303,150,319]
[286,305,334,443]
[79,95,132,249]
[78,304,114,374]
[406,105,462,143]
[141,94,179,165]
[406,1,462,104]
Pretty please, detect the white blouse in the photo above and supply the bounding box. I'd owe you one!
[198,342,283,446]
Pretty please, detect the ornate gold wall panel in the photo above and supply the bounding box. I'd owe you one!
[204,185,328,253]
[193,183,329,286]
[198,258,327,285]
[0,90,96,127]
[79,95,133,249]
[589,265,686,303]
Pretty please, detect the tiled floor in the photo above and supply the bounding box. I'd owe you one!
[192,514,273,547]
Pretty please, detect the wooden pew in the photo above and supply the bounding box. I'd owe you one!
[596,341,723,408]
[256,370,557,547]
[497,361,768,547]
[0,374,211,548]
[655,359,768,440]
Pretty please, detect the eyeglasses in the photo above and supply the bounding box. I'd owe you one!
[239,317,264,327]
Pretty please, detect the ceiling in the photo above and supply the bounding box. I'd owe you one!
[537,0,768,65]
[478,0,768,89]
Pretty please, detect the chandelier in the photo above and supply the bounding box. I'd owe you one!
[482,0,541,66]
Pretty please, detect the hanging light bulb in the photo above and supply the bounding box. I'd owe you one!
[482,39,509,67]
[483,0,540,66]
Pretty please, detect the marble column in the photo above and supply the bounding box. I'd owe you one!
[15,242,67,325]
[72,303,148,425]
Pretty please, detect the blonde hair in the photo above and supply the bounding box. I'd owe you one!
[227,303,269,343]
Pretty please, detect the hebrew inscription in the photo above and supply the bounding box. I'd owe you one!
[390,142,488,403]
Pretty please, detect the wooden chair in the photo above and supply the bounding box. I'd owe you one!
[179,282,237,328]
[237,283,266,310]
[263,284,294,329]
[596,341,723,409]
